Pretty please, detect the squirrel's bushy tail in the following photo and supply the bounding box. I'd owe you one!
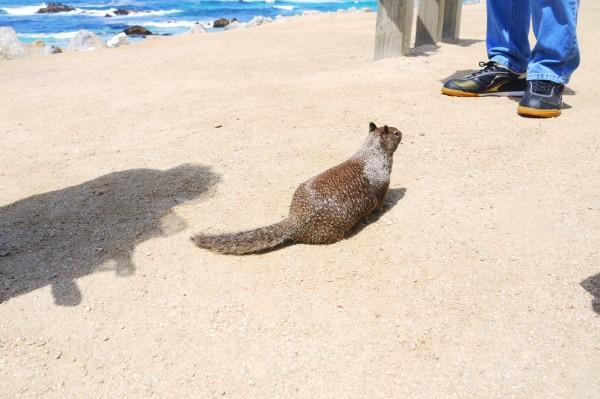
[191,219,291,255]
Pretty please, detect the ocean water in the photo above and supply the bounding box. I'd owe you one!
[0,0,378,46]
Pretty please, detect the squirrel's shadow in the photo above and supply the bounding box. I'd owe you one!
[347,187,407,238]
[0,164,219,306]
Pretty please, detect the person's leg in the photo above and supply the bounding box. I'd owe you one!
[527,0,580,84]
[486,0,532,73]
[441,0,531,97]
[518,0,580,117]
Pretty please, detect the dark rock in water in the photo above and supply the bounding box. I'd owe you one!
[114,9,133,16]
[123,26,153,36]
[37,2,76,13]
[213,18,230,28]
[105,14,112,18]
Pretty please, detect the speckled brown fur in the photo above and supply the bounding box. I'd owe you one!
[191,123,402,255]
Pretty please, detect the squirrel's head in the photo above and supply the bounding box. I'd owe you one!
[369,122,402,153]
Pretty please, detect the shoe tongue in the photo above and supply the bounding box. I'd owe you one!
[483,61,500,70]
[532,80,554,95]
[490,62,514,73]
[469,61,502,77]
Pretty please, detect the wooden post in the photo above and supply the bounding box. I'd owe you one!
[374,0,414,60]
[442,0,463,41]
[415,0,446,46]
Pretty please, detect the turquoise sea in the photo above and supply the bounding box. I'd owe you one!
[0,1,379,46]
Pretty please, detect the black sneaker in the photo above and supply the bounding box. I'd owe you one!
[442,61,527,97]
[517,80,564,118]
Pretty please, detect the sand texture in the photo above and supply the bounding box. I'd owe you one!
[1,3,599,398]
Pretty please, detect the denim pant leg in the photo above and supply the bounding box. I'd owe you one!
[486,0,531,73]
[528,0,580,84]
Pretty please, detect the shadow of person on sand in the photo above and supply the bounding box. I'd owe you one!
[439,69,478,82]
[581,273,600,315]
[0,164,219,306]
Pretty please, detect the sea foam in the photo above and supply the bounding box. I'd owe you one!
[0,4,181,18]
[139,20,209,28]
[1,4,46,16]
[19,31,80,39]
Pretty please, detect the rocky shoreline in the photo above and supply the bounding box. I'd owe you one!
[32,2,156,18]
[0,7,373,61]
[36,2,76,14]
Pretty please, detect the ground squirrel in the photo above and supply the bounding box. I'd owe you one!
[191,123,402,255]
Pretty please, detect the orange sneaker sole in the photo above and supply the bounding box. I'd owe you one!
[517,105,561,118]
[441,87,479,97]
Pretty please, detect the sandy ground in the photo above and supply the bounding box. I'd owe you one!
[1,3,599,398]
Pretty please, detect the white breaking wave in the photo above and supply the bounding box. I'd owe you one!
[19,31,81,39]
[0,3,181,18]
[240,0,345,2]
[107,9,182,18]
[237,0,346,3]
[73,8,182,18]
[274,5,295,11]
[77,8,117,17]
[139,20,210,28]
[1,4,46,16]
[280,0,349,2]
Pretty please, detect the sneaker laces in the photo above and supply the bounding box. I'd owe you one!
[530,80,557,95]
[467,61,504,78]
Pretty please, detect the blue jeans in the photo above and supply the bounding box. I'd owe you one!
[486,0,580,84]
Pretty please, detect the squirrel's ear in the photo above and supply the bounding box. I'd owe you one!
[383,125,389,134]
[369,122,377,132]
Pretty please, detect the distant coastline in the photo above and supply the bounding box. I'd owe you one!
[1,1,483,48]
[0,0,485,61]
[0,6,381,60]
[0,1,379,48]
